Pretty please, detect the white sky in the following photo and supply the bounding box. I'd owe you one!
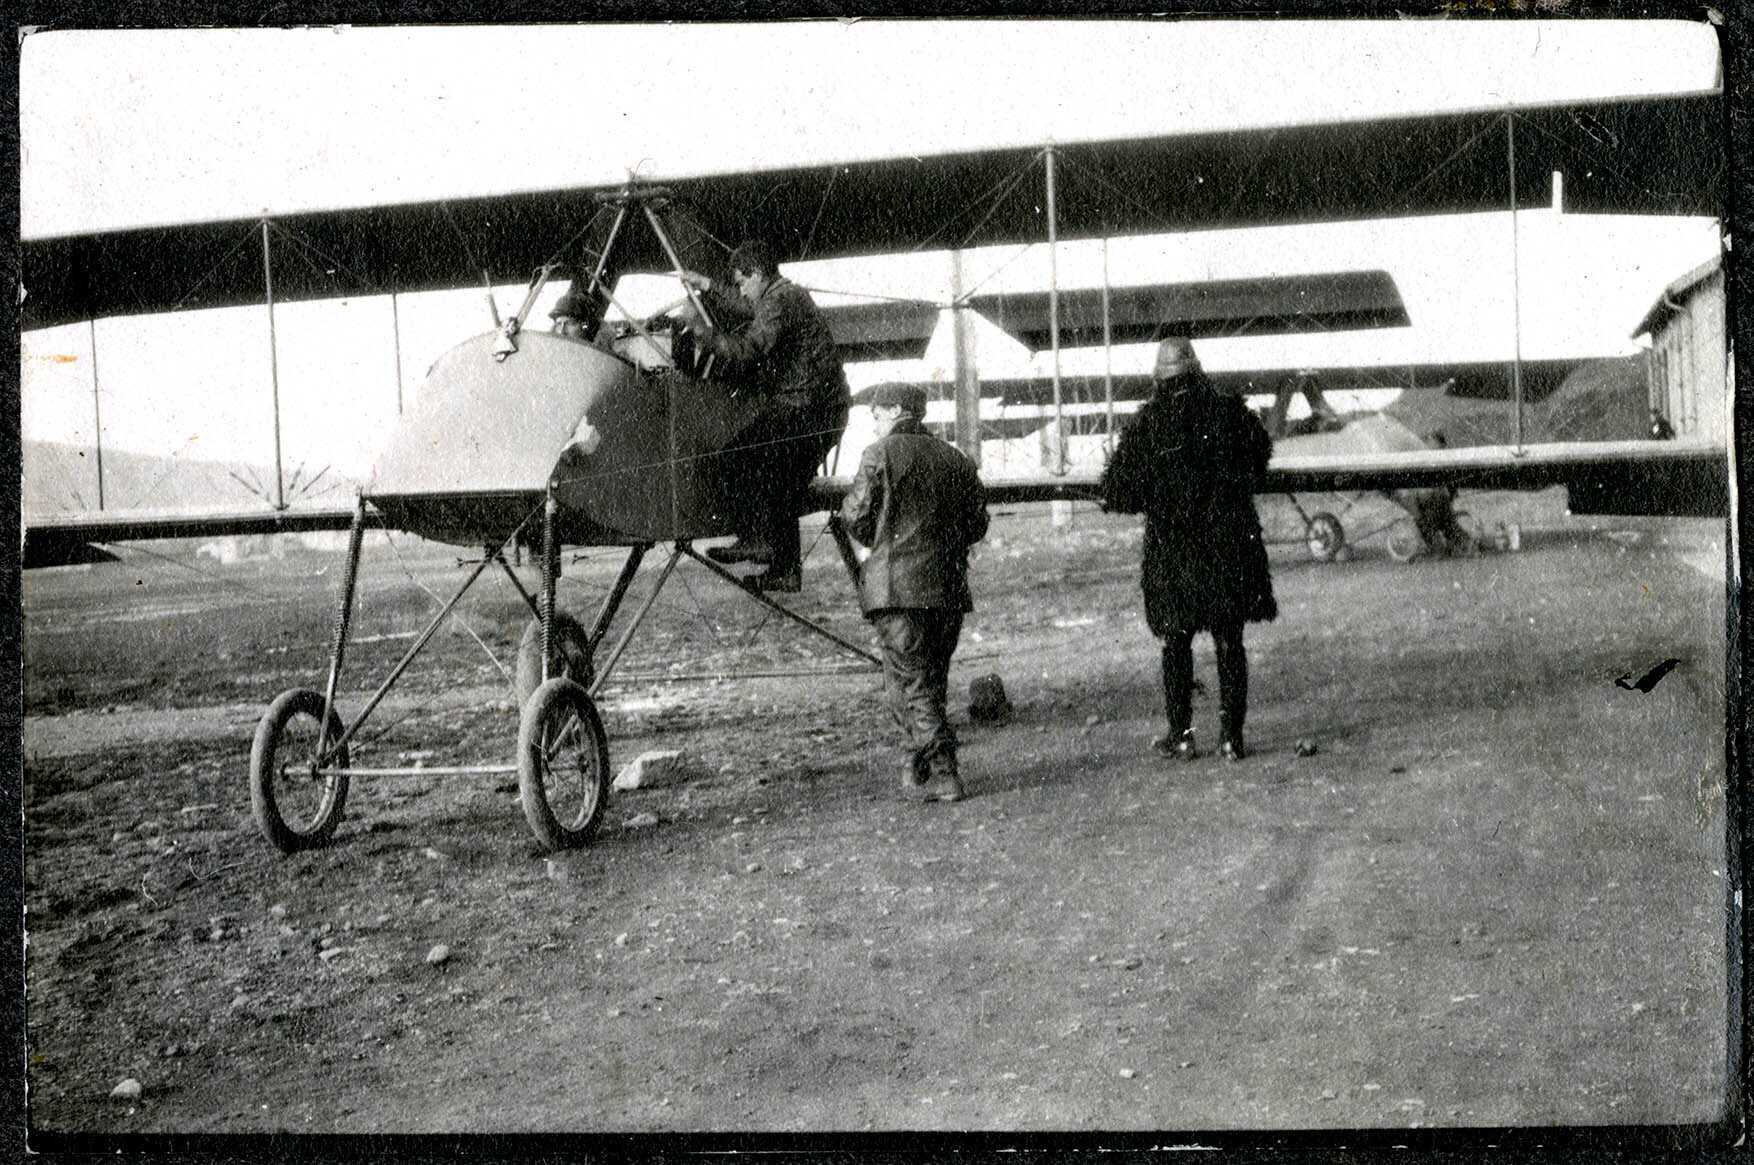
[17,19,1725,499]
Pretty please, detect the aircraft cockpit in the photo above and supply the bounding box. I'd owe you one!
[551,295,699,377]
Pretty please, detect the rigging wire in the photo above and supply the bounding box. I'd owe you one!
[544,417,853,494]
[907,151,1045,256]
[267,221,386,299]
[94,538,274,599]
[166,224,262,314]
[437,202,485,276]
[122,433,218,512]
[669,204,736,261]
[800,167,840,261]
[952,243,1039,305]
[1512,109,1681,204]
[540,204,613,276]
[954,153,1046,253]
[1385,115,1506,212]
[380,527,515,695]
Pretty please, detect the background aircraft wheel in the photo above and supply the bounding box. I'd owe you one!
[1387,520,1425,563]
[1453,511,1485,557]
[250,688,350,854]
[1305,512,1345,561]
[517,678,610,853]
[514,613,594,706]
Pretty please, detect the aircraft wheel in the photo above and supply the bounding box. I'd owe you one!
[514,612,594,706]
[1305,512,1345,561]
[1453,512,1485,557]
[250,688,350,854]
[1387,521,1425,563]
[517,678,611,853]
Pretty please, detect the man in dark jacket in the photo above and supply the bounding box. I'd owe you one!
[677,241,850,593]
[1100,337,1277,762]
[840,383,989,802]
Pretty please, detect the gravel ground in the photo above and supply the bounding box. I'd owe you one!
[21,490,1732,1140]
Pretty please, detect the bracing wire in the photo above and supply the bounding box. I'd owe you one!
[268,221,385,299]
[166,224,263,314]
[95,538,273,600]
[379,527,515,695]
[907,150,1046,256]
[800,167,840,261]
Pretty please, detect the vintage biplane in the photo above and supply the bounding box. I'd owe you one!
[19,86,1728,855]
[874,347,1700,562]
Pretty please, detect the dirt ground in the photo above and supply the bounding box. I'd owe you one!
[20,488,1733,1138]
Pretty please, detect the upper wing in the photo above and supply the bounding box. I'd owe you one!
[21,91,1721,331]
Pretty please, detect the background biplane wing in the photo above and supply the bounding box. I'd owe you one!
[816,298,942,361]
[968,270,1409,350]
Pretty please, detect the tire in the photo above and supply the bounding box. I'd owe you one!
[514,612,594,707]
[1387,520,1424,563]
[1452,512,1484,557]
[517,678,611,852]
[251,688,350,854]
[1305,512,1345,562]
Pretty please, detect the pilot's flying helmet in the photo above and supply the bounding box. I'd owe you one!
[1153,336,1200,380]
[550,286,592,322]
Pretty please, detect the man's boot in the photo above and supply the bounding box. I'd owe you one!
[1151,729,1199,760]
[707,537,774,565]
[921,756,963,803]
[749,561,801,593]
[1219,715,1247,762]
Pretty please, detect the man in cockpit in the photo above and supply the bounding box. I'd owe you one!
[548,285,598,341]
[676,241,850,593]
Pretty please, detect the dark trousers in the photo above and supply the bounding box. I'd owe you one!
[872,608,964,778]
[1162,621,1247,743]
[732,405,845,569]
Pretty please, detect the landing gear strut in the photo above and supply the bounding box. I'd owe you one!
[248,495,878,856]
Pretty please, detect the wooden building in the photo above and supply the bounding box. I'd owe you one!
[1630,254,1729,442]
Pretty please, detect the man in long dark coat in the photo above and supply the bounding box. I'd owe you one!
[677,241,850,593]
[1100,337,1277,761]
[840,383,989,802]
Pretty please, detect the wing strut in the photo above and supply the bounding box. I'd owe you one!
[261,220,286,510]
[1101,237,1115,449]
[949,249,983,465]
[1045,143,1065,477]
[1507,110,1526,453]
[88,318,106,510]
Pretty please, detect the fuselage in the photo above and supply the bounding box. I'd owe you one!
[367,330,760,548]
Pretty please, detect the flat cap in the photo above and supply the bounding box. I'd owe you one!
[866,382,929,414]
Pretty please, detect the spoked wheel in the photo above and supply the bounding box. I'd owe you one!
[250,688,350,853]
[514,613,595,706]
[517,678,611,852]
[1305,512,1345,562]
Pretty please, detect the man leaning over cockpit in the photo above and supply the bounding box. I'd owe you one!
[674,240,850,593]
